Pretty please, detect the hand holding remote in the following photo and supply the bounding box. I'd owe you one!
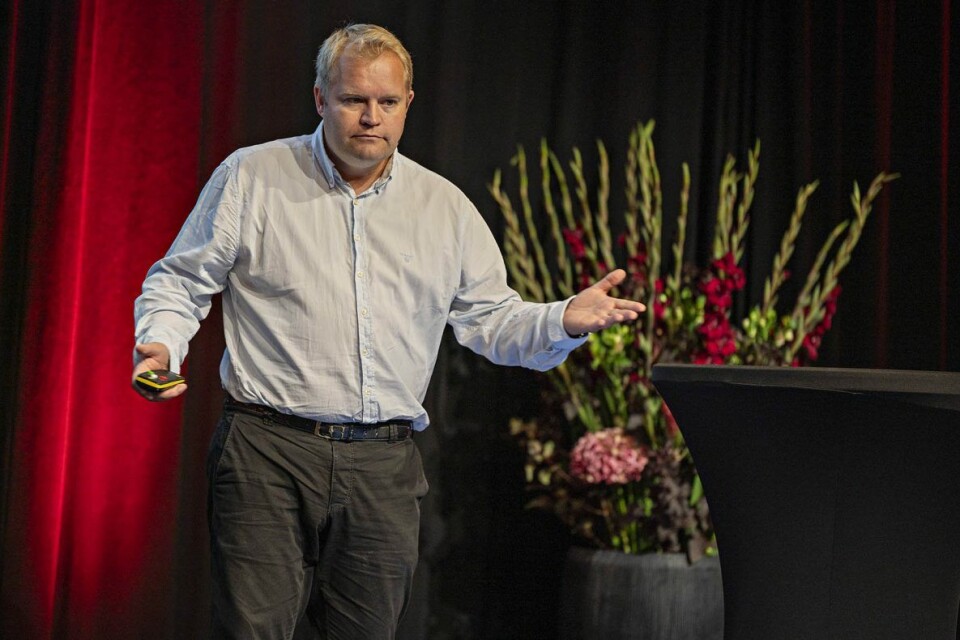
[132,343,188,401]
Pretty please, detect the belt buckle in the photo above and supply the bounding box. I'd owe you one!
[327,424,347,441]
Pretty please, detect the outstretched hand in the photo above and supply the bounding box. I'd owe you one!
[562,269,646,337]
[132,342,188,402]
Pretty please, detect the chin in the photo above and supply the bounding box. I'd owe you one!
[352,147,392,161]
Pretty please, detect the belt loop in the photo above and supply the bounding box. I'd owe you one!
[389,424,398,442]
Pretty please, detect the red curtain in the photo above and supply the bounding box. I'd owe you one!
[2,1,204,636]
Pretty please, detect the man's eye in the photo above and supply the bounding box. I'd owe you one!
[382,100,398,107]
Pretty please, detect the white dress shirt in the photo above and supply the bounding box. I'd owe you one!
[135,123,586,429]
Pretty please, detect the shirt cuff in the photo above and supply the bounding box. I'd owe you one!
[547,297,589,350]
[134,334,186,373]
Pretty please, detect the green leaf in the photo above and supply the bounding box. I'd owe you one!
[690,474,704,506]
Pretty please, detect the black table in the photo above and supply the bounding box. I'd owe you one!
[652,364,960,640]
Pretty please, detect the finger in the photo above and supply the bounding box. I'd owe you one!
[612,298,646,313]
[603,310,639,327]
[157,383,188,400]
[613,308,637,319]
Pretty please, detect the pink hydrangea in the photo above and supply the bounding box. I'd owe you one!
[569,428,649,485]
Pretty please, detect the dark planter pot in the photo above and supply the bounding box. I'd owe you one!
[559,547,723,640]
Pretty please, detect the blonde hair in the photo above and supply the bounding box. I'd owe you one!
[314,24,413,94]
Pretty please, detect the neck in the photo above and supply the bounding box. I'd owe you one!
[343,163,387,194]
[324,143,390,194]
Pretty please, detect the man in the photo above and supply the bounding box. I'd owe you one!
[133,23,644,639]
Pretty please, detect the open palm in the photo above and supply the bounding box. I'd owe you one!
[562,269,646,336]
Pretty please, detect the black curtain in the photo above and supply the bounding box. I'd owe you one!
[3,1,958,638]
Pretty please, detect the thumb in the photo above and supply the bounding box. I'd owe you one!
[134,342,170,367]
[594,269,627,292]
[135,343,160,358]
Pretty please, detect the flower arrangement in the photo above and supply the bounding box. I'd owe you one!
[489,121,895,560]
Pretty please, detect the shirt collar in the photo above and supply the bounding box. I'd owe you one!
[312,121,396,192]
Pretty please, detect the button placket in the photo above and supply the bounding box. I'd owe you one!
[351,194,377,421]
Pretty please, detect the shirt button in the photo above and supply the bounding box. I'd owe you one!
[353,234,360,242]
[360,308,368,317]
[356,271,364,279]
[352,198,360,206]
[362,348,369,357]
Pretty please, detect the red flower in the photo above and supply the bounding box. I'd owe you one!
[652,278,667,321]
[704,334,736,357]
[710,252,746,290]
[699,252,744,314]
[702,277,722,296]
[803,333,821,360]
[695,310,738,364]
[697,315,728,340]
[563,228,586,259]
[700,277,731,311]
[694,353,726,365]
[799,286,842,360]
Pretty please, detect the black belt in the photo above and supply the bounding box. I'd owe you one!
[225,397,413,442]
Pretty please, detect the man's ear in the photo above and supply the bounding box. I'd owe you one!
[313,86,325,117]
[406,90,415,109]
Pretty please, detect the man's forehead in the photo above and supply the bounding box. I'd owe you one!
[334,48,407,84]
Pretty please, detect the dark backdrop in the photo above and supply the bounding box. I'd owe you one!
[2,1,958,638]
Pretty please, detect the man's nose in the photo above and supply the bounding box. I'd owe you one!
[360,101,381,125]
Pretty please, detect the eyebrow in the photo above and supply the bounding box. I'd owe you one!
[338,92,404,101]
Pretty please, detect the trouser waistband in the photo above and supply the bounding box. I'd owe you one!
[224,396,413,442]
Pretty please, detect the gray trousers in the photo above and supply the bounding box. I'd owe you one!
[206,408,428,639]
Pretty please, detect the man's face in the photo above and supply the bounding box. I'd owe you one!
[314,48,414,185]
